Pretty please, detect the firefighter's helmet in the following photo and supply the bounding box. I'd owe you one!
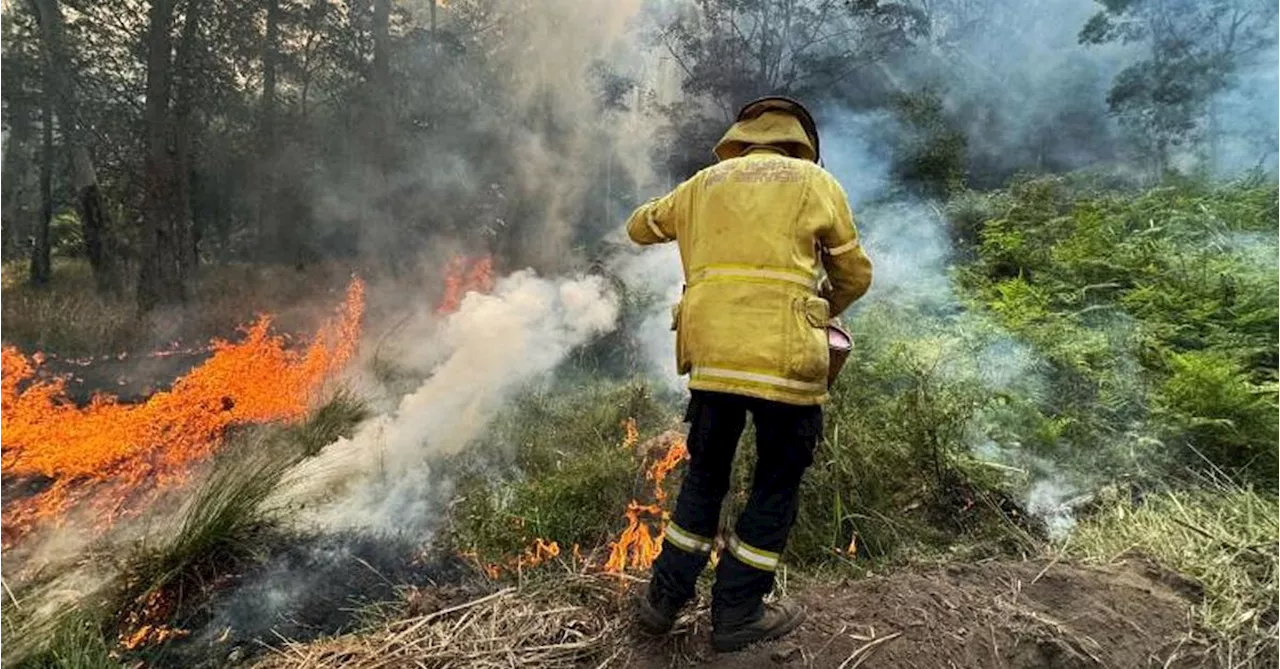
[734,96,820,163]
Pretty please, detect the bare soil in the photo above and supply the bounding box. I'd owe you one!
[625,558,1219,669]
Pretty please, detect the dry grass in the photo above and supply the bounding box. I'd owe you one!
[254,574,632,669]
[1067,482,1279,668]
[1,259,353,358]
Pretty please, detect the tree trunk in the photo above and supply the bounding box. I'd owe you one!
[174,0,203,275]
[137,0,187,313]
[29,0,119,294]
[258,0,291,262]
[2,98,35,261]
[372,0,391,138]
[370,0,402,273]
[32,76,53,285]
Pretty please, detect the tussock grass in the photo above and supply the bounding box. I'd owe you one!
[12,612,120,669]
[122,390,370,607]
[1068,482,1279,666]
[0,567,120,669]
[128,435,295,598]
[285,388,369,457]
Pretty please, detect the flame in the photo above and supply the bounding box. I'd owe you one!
[459,537,561,580]
[647,439,688,506]
[604,428,689,574]
[436,255,494,314]
[119,589,189,650]
[621,417,638,450]
[604,502,664,573]
[0,279,365,548]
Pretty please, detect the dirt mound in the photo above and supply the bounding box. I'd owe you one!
[631,558,1217,669]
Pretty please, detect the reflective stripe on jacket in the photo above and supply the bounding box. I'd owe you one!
[625,111,872,405]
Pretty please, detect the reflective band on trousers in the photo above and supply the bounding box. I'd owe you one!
[664,522,714,555]
[727,533,779,572]
[690,266,815,290]
[693,366,827,393]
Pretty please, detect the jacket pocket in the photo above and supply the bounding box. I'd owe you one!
[672,300,691,375]
[802,295,830,327]
[788,295,830,382]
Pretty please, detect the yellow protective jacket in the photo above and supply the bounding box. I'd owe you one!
[626,110,873,405]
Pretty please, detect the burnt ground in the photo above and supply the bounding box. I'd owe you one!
[624,558,1225,669]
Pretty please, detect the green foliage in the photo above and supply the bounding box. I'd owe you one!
[1079,0,1278,172]
[781,304,1041,565]
[10,612,120,669]
[50,209,84,259]
[1157,351,1278,476]
[889,90,969,197]
[961,177,1279,486]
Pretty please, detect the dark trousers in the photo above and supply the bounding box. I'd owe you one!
[648,390,822,622]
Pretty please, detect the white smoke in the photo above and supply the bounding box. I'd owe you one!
[280,271,619,533]
[611,242,684,391]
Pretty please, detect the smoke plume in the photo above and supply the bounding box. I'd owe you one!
[282,272,619,533]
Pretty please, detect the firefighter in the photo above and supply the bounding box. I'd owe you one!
[625,96,872,652]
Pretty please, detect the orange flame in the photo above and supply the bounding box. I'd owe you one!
[648,439,688,506]
[436,255,494,314]
[119,589,189,650]
[0,279,365,548]
[604,502,664,573]
[460,537,562,580]
[621,417,638,450]
[604,428,689,574]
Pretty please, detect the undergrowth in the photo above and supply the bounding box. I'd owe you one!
[0,259,354,358]
[958,175,1278,486]
[446,379,675,565]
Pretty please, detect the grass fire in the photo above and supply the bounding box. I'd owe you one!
[0,279,364,549]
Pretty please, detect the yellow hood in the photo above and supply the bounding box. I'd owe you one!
[713,110,817,163]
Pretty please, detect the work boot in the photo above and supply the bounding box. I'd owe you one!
[711,598,805,652]
[635,584,684,636]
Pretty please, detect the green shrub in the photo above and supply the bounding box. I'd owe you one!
[1156,351,1278,479]
[782,304,1041,565]
[960,177,1279,486]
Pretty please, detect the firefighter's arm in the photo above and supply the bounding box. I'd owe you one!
[625,179,690,245]
[816,175,872,317]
